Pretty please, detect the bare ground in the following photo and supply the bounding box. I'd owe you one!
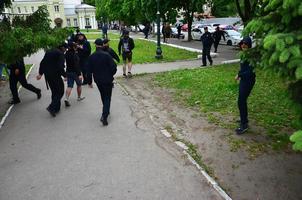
[117,75,302,200]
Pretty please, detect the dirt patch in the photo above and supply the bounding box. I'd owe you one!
[117,75,302,200]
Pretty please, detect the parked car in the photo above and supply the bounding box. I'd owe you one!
[220,30,242,46]
[191,27,215,41]
[181,24,188,31]
[171,27,185,39]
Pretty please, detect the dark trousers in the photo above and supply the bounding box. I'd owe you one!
[47,78,64,113]
[9,70,40,101]
[214,40,220,52]
[238,76,256,125]
[202,47,212,66]
[96,83,113,119]
[80,61,88,84]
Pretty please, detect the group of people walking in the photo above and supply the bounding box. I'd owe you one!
[5,30,135,126]
[4,27,254,134]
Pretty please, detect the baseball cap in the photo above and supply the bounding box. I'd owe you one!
[103,38,110,44]
[94,38,103,46]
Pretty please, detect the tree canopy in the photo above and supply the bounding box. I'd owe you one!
[0,5,71,64]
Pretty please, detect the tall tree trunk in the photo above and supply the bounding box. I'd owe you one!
[187,10,194,41]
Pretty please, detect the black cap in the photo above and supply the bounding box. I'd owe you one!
[123,30,129,35]
[240,36,252,48]
[103,38,110,44]
[94,38,103,46]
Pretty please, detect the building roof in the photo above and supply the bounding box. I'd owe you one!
[75,4,95,9]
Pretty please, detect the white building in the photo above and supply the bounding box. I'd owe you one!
[4,0,97,29]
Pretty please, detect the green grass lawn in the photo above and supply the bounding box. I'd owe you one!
[85,32,121,40]
[154,64,302,149]
[88,39,198,64]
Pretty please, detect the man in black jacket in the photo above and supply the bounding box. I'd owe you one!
[87,39,117,126]
[103,38,120,63]
[76,33,91,85]
[213,26,226,53]
[200,27,214,66]
[118,30,135,77]
[64,42,85,107]
[37,44,67,117]
[235,36,255,135]
[8,58,41,104]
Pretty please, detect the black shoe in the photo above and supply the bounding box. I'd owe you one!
[46,107,56,117]
[37,89,42,99]
[210,61,213,66]
[123,74,127,78]
[8,99,20,105]
[127,72,132,78]
[235,124,248,135]
[100,116,108,126]
[64,100,71,107]
[201,64,207,67]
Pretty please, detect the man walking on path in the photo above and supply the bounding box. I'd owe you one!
[118,30,135,78]
[201,27,214,66]
[76,33,91,85]
[235,36,256,134]
[37,44,67,117]
[177,24,182,39]
[213,26,226,53]
[87,39,117,126]
[103,38,120,63]
[8,58,41,104]
[64,42,85,107]
[102,23,108,39]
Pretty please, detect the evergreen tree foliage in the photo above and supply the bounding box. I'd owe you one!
[243,0,302,150]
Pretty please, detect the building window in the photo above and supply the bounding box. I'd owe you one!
[85,18,90,26]
[24,6,27,13]
[67,18,71,27]
[31,6,34,13]
[54,5,59,12]
[17,7,21,13]
[74,18,78,27]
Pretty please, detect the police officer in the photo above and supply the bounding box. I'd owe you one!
[235,36,256,134]
[87,39,117,126]
[37,44,67,117]
[8,58,41,104]
[200,27,214,66]
[213,26,226,53]
[102,38,120,63]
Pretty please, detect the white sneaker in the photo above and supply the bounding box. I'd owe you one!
[77,96,85,101]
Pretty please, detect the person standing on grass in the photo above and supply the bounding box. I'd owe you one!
[8,58,41,104]
[87,39,117,126]
[213,26,226,53]
[118,30,135,78]
[37,44,67,117]
[200,27,214,66]
[76,33,91,85]
[235,36,256,135]
[64,42,85,107]
[102,23,108,39]
[103,38,120,63]
[164,23,172,43]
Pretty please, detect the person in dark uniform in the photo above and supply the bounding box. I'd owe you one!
[87,39,117,126]
[177,24,182,39]
[37,44,67,117]
[235,36,256,135]
[200,27,214,66]
[76,33,91,85]
[102,38,120,63]
[64,42,85,107]
[118,30,135,77]
[213,26,226,53]
[8,58,41,104]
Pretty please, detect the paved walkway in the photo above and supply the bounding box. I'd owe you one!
[0,53,224,199]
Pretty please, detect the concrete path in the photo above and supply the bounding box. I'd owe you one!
[0,54,224,199]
